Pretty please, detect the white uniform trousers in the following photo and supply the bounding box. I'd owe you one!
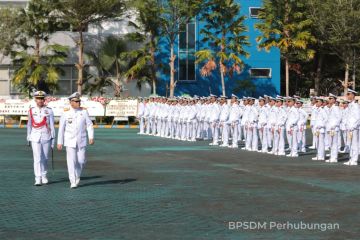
[156,118,162,135]
[31,140,51,180]
[66,146,86,184]
[221,123,230,145]
[139,117,145,134]
[230,123,239,147]
[297,126,306,152]
[151,118,157,135]
[327,131,339,161]
[324,132,330,150]
[145,118,151,134]
[314,132,325,160]
[273,128,285,155]
[237,123,242,141]
[286,127,298,156]
[181,121,187,140]
[349,129,359,164]
[205,121,212,140]
[266,127,273,148]
[311,126,317,148]
[246,124,258,151]
[211,122,219,144]
[242,125,247,142]
[341,130,350,152]
[259,127,268,152]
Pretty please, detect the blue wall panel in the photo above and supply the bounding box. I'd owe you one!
[156,0,280,97]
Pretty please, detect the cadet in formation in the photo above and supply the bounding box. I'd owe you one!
[137,88,360,166]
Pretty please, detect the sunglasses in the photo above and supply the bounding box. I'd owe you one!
[71,100,81,103]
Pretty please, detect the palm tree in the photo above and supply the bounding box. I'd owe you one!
[127,0,162,94]
[195,0,250,96]
[54,0,126,95]
[255,0,315,96]
[12,44,68,95]
[97,36,128,97]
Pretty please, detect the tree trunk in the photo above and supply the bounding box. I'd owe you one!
[35,37,40,65]
[169,43,176,98]
[76,30,84,94]
[344,62,350,95]
[150,36,157,95]
[34,37,41,90]
[220,41,226,96]
[220,63,226,96]
[285,57,290,97]
[353,49,356,90]
[115,59,121,97]
[314,53,323,96]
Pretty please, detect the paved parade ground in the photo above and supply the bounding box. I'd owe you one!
[0,128,360,239]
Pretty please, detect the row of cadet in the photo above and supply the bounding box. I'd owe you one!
[137,89,360,166]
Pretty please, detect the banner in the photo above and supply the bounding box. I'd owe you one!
[106,100,138,116]
[0,98,105,117]
[47,98,105,117]
[0,99,31,116]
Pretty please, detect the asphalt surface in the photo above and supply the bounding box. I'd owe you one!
[0,128,359,239]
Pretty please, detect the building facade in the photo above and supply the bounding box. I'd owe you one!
[156,0,280,97]
[0,0,280,98]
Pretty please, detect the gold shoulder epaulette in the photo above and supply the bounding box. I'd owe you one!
[64,108,70,112]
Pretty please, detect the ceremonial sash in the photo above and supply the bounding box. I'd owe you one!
[29,108,48,129]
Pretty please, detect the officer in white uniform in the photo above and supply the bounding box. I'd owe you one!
[312,98,327,161]
[137,97,145,134]
[228,94,241,148]
[295,99,308,153]
[309,97,318,149]
[27,91,55,186]
[209,95,221,146]
[344,89,360,166]
[285,97,299,157]
[325,94,341,163]
[258,97,269,153]
[57,92,94,188]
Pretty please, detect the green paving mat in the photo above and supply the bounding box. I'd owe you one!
[0,128,359,239]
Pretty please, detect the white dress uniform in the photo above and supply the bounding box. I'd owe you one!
[27,92,55,185]
[209,102,221,145]
[187,103,197,141]
[325,103,341,162]
[245,103,259,151]
[310,104,318,149]
[312,105,327,160]
[344,99,360,165]
[228,102,241,148]
[258,104,269,153]
[297,106,308,153]
[273,104,287,155]
[286,105,300,157]
[339,106,349,153]
[240,104,250,145]
[137,100,145,134]
[57,93,94,188]
[219,102,230,147]
[267,104,277,151]
[143,101,150,134]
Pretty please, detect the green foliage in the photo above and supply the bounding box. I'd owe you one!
[12,44,68,93]
[255,0,315,59]
[195,0,250,95]
[54,0,126,31]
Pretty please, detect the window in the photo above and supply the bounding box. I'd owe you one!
[250,68,272,78]
[178,21,196,81]
[249,7,262,18]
